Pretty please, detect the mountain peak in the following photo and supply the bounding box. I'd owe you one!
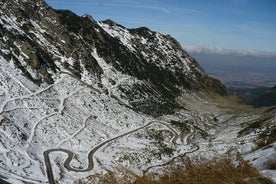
[82,14,95,22]
[101,19,127,29]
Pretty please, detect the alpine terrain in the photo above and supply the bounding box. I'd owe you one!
[0,0,275,183]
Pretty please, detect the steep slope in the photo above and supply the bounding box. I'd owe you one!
[0,0,226,116]
[1,1,275,184]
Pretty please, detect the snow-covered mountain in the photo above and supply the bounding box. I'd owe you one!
[0,0,275,183]
[0,0,227,116]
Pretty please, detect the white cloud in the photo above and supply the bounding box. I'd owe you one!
[182,44,276,58]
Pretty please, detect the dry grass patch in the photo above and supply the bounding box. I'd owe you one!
[267,159,276,170]
[77,152,274,184]
[131,157,260,184]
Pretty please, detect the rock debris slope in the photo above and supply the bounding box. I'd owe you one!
[1,0,275,183]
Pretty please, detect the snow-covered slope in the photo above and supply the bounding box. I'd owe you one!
[245,142,276,181]
[0,0,227,116]
[0,0,275,183]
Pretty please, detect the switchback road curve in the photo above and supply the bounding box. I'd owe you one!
[143,126,199,174]
[43,120,179,184]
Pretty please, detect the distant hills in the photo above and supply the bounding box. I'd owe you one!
[228,85,276,107]
[191,48,276,107]
[252,85,276,107]
[193,52,276,87]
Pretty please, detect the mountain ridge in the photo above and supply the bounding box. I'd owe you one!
[1,0,227,116]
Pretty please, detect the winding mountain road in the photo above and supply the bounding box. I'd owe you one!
[143,126,199,174]
[43,120,180,184]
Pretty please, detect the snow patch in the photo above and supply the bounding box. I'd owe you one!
[0,12,25,35]
[98,22,136,52]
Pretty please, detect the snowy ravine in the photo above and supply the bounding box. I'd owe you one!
[1,0,276,183]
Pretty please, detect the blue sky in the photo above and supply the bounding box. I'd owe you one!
[45,0,276,54]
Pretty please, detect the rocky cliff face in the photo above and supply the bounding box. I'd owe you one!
[1,0,226,116]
